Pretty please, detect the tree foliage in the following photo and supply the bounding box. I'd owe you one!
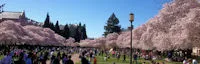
[42,13,88,42]
[0,20,65,46]
[63,24,70,39]
[80,0,200,51]
[43,13,50,28]
[104,13,121,36]
[82,24,87,39]
[55,20,60,34]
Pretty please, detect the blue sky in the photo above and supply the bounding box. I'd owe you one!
[0,0,171,38]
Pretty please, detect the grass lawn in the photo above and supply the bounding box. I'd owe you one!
[0,55,4,60]
[76,55,182,64]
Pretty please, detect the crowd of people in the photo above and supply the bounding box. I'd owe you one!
[0,45,99,64]
[0,45,199,64]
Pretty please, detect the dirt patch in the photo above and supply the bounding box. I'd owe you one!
[71,54,80,63]
[46,54,80,64]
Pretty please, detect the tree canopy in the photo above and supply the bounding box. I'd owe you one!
[42,13,87,42]
[104,13,121,36]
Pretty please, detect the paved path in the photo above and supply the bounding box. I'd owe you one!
[71,54,80,63]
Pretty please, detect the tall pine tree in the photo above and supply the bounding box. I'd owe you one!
[55,20,60,34]
[49,22,55,31]
[43,13,50,28]
[63,24,70,39]
[82,24,87,39]
[104,13,121,36]
[74,23,82,42]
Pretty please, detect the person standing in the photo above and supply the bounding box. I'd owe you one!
[53,56,60,64]
[134,53,138,64]
[62,55,68,64]
[41,52,48,64]
[17,52,25,64]
[80,56,90,64]
[93,57,97,64]
[12,53,19,64]
[66,55,74,64]
[1,52,13,64]
[89,52,93,62]
[25,54,32,64]
[123,53,126,62]
[51,55,55,64]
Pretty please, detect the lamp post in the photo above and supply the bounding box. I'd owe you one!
[129,13,134,64]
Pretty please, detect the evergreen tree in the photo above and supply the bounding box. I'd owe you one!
[82,24,87,39]
[63,24,70,39]
[49,22,55,31]
[78,23,82,39]
[74,28,80,42]
[55,20,60,34]
[74,23,82,42]
[43,13,50,28]
[104,13,121,36]
[68,24,76,38]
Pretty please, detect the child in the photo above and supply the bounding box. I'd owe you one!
[104,56,107,61]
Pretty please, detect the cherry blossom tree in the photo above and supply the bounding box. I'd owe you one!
[106,33,119,48]
[79,39,95,47]
[128,0,200,51]
[65,37,79,47]
[0,20,66,46]
[115,0,200,51]
[65,37,75,43]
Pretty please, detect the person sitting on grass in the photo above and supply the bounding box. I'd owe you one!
[183,58,189,64]
[161,62,165,64]
[151,60,156,64]
[192,59,198,64]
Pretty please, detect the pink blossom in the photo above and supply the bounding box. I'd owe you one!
[0,20,65,46]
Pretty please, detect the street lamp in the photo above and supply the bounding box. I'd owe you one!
[129,13,134,64]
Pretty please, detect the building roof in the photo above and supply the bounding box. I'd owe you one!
[0,11,24,19]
